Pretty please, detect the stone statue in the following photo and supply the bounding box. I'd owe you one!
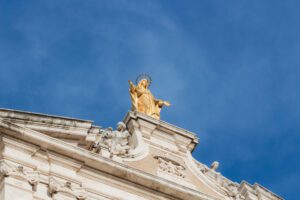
[128,74,170,119]
[210,161,219,171]
[90,122,131,158]
[109,122,131,156]
[90,127,113,153]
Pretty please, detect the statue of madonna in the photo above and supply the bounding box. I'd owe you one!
[128,75,170,120]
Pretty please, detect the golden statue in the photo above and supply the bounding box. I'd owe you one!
[128,75,170,119]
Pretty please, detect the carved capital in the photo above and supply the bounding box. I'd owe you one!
[49,177,87,200]
[0,160,39,188]
[0,160,12,176]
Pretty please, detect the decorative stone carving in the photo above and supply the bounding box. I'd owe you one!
[0,160,39,189]
[210,161,219,171]
[155,156,185,178]
[225,182,246,200]
[49,177,87,200]
[0,160,11,176]
[196,160,281,200]
[89,122,131,158]
[89,127,113,154]
[196,161,245,200]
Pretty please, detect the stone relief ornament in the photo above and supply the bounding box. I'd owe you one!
[128,74,170,120]
[0,160,39,189]
[196,161,245,200]
[89,122,131,158]
[155,156,185,178]
[49,177,87,200]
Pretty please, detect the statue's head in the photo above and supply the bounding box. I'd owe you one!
[117,122,126,131]
[138,79,149,89]
[210,161,219,171]
[136,74,152,89]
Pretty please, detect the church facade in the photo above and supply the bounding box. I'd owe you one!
[0,108,282,200]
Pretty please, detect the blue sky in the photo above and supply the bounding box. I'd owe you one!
[1,0,299,199]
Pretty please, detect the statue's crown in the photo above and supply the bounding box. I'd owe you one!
[136,74,152,86]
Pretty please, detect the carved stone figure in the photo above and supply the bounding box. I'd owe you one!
[101,127,114,147]
[210,161,219,171]
[225,182,245,199]
[90,127,113,153]
[128,75,170,119]
[109,122,131,156]
[90,122,131,158]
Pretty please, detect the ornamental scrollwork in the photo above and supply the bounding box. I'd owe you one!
[49,177,87,200]
[0,160,39,189]
[155,156,186,178]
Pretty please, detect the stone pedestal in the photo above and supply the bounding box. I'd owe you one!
[124,111,198,154]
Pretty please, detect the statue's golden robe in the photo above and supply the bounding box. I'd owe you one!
[129,79,170,119]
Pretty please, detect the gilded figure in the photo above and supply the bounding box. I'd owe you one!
[128,75,170,119]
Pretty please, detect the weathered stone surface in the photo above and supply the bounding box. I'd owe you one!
[0,108,282,200]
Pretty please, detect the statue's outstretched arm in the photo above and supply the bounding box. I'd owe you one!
[164,101,171,106]
[156,99,171,107]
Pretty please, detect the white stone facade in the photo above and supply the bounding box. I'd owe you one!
[0,108,282,200]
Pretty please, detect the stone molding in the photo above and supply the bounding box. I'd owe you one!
[0,108,94,139]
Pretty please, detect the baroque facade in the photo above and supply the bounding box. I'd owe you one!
[0,108,282,200]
